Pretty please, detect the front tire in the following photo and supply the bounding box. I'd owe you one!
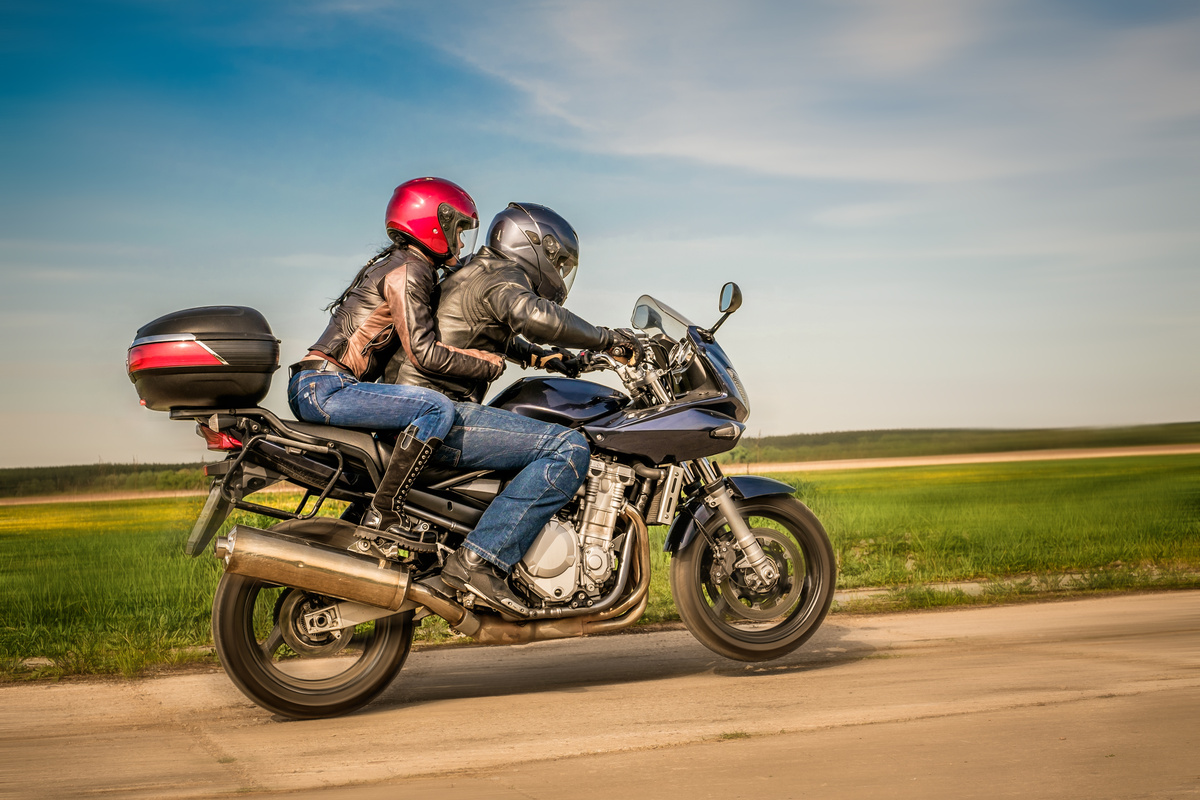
[670,495,835,661]
[211,573,414,719]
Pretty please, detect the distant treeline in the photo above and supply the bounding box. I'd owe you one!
[715,421,1200,465]
[0,463,209,498]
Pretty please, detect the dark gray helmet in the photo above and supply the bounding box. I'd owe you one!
[486,203,579,304]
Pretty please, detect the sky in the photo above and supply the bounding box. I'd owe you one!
[1,0,1197,467]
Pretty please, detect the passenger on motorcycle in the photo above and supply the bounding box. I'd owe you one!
[287,177,504,534]
[385,202,640,615]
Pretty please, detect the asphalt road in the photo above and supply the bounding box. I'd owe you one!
[2,591,1197,799]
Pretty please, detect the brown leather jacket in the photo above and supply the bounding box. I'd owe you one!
[385,247,615,402]
[309,246,503,383]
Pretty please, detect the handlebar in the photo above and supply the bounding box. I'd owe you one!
[575,350,623,372]
[569,347,677,405]
[547,334,692,408]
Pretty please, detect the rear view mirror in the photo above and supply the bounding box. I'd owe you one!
[719,282,742,314]
[708,282,743,335]
[632,305,652,330]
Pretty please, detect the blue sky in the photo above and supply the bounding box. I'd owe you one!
[1,1,1197,467]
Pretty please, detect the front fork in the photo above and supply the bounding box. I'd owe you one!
[691,459,778,587]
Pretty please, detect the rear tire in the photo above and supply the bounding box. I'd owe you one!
[212,572,413,719]
[670,495,835,662]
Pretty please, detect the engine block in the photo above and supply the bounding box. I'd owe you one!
[514,458,635,604]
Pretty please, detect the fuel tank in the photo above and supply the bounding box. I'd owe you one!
[488,377,629,429]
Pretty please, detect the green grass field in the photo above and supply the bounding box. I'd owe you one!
[2,453,1197,679]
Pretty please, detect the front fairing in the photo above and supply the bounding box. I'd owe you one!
[582,404,743,463]
[669,328,749,423]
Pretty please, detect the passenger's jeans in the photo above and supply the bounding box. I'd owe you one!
[287,371,454,443]
[431,402,591,571]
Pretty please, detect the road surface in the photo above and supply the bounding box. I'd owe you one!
[2,591,1197,799]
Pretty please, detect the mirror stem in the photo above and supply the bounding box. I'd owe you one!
[707,311,733,336]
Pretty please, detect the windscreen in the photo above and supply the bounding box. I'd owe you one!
[631,295,695,342]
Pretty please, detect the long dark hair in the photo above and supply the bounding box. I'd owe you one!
[325,243,398,313]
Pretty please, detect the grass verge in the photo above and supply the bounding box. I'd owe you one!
[1,453,1196,679]
[776,454,1200,589]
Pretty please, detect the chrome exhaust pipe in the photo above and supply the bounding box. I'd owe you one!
[214,525,411,611]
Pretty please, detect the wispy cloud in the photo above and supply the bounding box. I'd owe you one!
[366,1,1200,185]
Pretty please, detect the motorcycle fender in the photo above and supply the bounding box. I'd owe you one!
[184,480,235,557]
[663,475,795,554]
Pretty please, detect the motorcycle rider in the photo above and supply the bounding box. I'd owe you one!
[288,177,504,533]
[385,202,639,614]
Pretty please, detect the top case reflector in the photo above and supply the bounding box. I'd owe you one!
[127,339,227,373]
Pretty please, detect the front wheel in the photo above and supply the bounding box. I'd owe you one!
[211,573,414,719]
[670,495,835,661]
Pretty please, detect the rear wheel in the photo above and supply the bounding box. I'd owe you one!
[670,495,835,661]
[212,573,413,719]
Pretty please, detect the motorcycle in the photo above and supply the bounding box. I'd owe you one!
[126,282,835,719]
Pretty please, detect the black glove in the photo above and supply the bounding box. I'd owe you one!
[527,345,577,373]
[544,355,583,378]
[604,328,643,365]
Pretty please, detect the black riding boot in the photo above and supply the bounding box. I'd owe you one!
[441,547,531,616]
[366,426,440,532]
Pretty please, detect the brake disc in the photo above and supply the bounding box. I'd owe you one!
[719,527,804,621]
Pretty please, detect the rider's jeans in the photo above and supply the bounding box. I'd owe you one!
[431,402,590,572]
[287,371,454,443]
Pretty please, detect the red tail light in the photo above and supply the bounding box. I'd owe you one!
[127,337,227,374]
[199,424,243,451]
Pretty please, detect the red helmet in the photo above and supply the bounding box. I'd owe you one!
[385,177,479,260]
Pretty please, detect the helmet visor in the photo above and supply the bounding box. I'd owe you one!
[439,203,479,258]
[559,260,578,301]
[455,222,478,259]
[541,232,579,302]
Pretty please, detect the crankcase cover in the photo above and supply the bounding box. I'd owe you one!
[521,518,578,579]
[515,518,581,602]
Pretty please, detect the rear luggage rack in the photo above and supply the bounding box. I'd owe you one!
[217,433,345,522]
[172,407,381,523]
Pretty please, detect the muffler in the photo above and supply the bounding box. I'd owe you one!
[214,525,411,611]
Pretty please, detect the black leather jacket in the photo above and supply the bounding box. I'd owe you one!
[385,247,616,401]
[309,246,502,383]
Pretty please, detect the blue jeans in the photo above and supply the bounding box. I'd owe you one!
[431,403,591,571]
[287,371,455,443]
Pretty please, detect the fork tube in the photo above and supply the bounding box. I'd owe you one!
[693,459,778,585]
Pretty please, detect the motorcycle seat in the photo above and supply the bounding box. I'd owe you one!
[272,418,388,462]
[174,408,515,491]
[271,419,511,488]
